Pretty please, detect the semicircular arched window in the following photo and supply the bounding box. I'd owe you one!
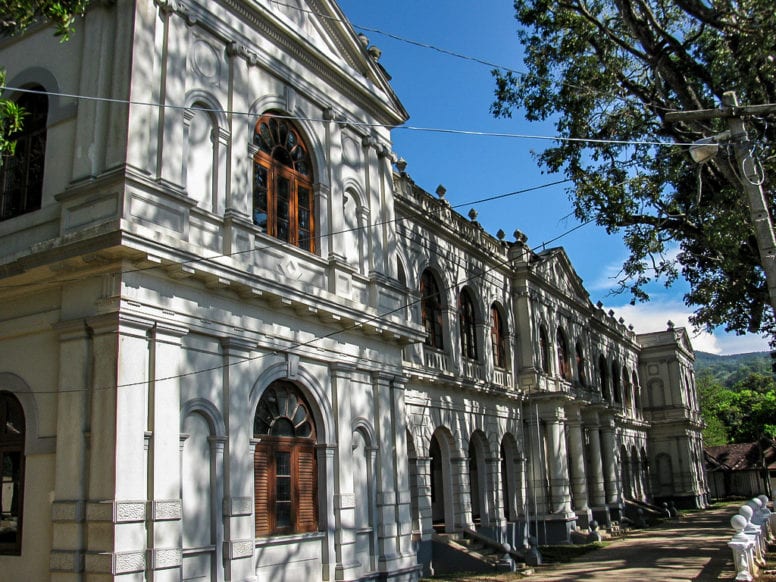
[253,381,318,537]
[252,114,315,252]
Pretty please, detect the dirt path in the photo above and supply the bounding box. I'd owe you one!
[525,504,739,581]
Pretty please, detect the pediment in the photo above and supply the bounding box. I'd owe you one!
[261,0,407,123]
[534,247,591,305]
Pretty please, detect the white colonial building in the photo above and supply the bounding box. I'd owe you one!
[0,1,707,580]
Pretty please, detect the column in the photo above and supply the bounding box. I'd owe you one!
[84,314,153,581]
[451,456,473,530]
[414,457,434,540]
[372,372,401,571]
[543,405,572,515]
[525,406,548,516]
[391,376,415,564]
[147,323,188,581]
[485,455,506,536]
[323,108,342,262]
[50,320,91,580]
[565,407,590,522]
[600,418,619,505]
[581,411,605,508]
[221,338,256,582]
[330,364,359,580]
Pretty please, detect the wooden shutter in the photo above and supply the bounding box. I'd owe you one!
[254,445,271,536]
[294,443,318,533]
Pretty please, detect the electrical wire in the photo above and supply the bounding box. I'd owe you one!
[13,198,603,396]
[0,85,694,148]
[0,177,573,291]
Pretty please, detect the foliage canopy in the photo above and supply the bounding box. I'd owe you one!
[492,0,776,340]
[0,1,90,158]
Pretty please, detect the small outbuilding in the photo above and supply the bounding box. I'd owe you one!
[705,439,776,499]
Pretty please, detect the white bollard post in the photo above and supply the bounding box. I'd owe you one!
[730,514,756,581]
[739,505,766,567]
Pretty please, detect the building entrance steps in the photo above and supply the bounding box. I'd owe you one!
[526,503,740,581]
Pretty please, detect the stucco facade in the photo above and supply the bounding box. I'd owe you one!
[0,1,707,580]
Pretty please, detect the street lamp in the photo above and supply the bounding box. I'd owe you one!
[688,130,730,163]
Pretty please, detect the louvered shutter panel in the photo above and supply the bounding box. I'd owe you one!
[254,445,271,536]
[294,443,318,532]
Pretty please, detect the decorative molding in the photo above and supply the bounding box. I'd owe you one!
[149,548,183,569]
[225,539,255,559]
[151,500,182,521]
[84,551,146,574]
[86,500,146,523]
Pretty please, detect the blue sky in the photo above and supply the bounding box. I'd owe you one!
[336,1,770,355]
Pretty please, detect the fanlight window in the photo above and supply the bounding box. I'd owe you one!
[252,115,315,252]
[254,382,318,536]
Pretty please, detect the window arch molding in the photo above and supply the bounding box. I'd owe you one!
[253,381,319,536]
[489,301,509,369]
[180,397,227,437]
[6,68,67,124]
[341,183,369,274]
[248,362,332,445]
[458,286,480,360]
[183,92,228,214]
[0,373,47,454]
[247,99,326,181]
[252,112,317,251]
[418,266,448,351]
[538,323,550,373]
[555,326,571,381]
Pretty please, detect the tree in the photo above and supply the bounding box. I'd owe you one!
[492,0,776,340]
[699,371,776,444]
[697,372,729,446]
[0,1,90,157]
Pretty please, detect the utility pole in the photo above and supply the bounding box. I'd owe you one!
[665,92,776,319]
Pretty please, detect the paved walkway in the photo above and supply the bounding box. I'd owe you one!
[528,504,739,581]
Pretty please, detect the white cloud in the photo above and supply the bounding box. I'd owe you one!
[604,299,770,355]
[587,247,682,294]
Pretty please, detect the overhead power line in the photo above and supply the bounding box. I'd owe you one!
[0,85,693,148]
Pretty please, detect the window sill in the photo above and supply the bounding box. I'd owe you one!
[255,530,325,547]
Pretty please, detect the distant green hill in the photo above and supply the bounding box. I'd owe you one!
[694,351,772,388]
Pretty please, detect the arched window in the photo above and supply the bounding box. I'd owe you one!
[539,326,550,373]
[575,341,586,386]
[0,88,47,221]
[611,361,621,403]
[420,270,444,350]
[633,371,642,411]
[0,391,25,554]
[253,382,318,536]
[459,288,478,360]
[623,365,632,411]
[556,328,570,380]
[599,355,610,401]
[253,114,315,252]
[490,304,507,369]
